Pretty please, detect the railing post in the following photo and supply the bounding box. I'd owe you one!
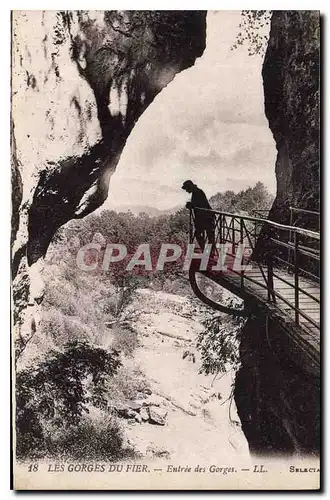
[267,235,275,303]
[267,257,273,302]
[189,209,193,243]
[219,214,222,245]
[288,206,293,272]
[294,231,300,325]
[232,218,235,256]
[223,215,226,244]
[240,218,244,288]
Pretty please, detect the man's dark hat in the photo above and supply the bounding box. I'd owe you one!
[182,180,195,189]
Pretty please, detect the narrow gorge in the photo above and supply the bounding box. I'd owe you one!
[12,10,320,459]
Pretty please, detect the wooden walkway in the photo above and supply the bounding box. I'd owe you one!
[199,265,321,368]
[188,208,320,369]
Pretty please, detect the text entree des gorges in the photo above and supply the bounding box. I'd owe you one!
[45,463,237,474]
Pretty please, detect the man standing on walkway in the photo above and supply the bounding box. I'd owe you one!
[182,180,215,250]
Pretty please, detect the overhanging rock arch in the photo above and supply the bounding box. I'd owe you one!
[11,10,207,357]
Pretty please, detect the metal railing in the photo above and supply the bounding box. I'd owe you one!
[189,207,320,332]
[288,207,320,271]
[289,206,320,223]
[251,209,270,219]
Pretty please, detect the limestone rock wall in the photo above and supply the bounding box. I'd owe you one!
[11,10,206,356]
[262,10,320,226]
[235,11,320,456]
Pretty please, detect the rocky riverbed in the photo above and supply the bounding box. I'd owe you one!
[110,288,250,461]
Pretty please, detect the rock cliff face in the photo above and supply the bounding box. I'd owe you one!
[12,10,206,265]
[235,316,320,456]
[262,10,320,227]
[11,10,206,356]
[235,11,320,456]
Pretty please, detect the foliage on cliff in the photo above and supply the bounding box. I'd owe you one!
[197,298,246,379]
[16,340,130,460]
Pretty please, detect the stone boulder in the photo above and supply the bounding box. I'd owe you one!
[148,406,168,426]
[116,407,137,419]
[140,407,149,422]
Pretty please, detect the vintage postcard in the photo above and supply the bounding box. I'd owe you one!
[11,10,320,490]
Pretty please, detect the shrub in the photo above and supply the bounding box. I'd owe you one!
[196,298,246,379]
[110,325,139,357]
[47,415,136,461]
[106,366,150,408]
[16,340,122,460]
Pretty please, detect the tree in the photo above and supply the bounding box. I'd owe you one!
[196,298,246,384]
[16,340,122,459]
[210,182,273,215]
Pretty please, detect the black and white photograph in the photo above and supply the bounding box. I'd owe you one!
[11,9,320,490]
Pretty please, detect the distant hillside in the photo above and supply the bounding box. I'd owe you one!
[105,204,182,216]
[103,182,273,218]
[105,205,163,216]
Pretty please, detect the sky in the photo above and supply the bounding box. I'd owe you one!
[101,10,277,212]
